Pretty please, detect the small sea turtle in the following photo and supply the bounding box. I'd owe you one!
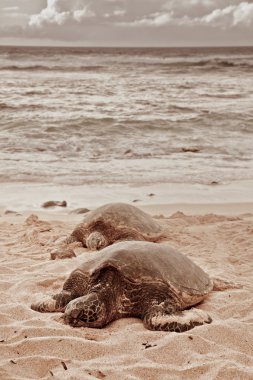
[32,241,215,332]
[51,203,163,259]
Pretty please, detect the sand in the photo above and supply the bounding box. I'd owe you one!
[0,203,253,380]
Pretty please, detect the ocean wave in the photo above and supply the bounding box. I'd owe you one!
[169,105,195,113]
[24,90,50,96]
[0,58,252,72]
[157,59,253,71]
[0,102,55,111]
[0,102,17,110]
[0,64,104,72]
[204,93,246,99]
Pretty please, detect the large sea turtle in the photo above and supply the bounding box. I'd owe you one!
[51,203,164,259]
[32,241,217,332]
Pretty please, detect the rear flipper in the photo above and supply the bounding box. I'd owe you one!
[144,304,212,332]
[31,291,73,313]
[212,277,243,291]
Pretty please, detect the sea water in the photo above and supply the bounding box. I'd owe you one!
[0,46,253,208]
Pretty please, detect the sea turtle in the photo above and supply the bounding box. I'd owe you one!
[51,203,163,259]
[32,241,215,332]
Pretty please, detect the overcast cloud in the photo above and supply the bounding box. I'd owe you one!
[0,0,252,46]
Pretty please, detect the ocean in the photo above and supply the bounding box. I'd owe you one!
[0,46,253,208]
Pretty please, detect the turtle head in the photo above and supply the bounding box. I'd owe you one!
[86,232,108,251]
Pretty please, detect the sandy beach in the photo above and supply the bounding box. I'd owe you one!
[0,201,252,380]
[1,41,253,380]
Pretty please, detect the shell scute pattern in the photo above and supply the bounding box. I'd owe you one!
[51,203,164,259]
[32,241,214,332]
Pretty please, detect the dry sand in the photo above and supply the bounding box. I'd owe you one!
[0,204,253,380]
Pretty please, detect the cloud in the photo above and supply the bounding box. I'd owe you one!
[28,0,129,27]
[104,9,126,18]
[124,11,174,27]
[201,1,253,27]
[0,0,253,46]
[118,1,253,29]
[2,6,20,12]
[29,0,96,27]
[27,0,253,30]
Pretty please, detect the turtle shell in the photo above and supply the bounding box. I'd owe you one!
[83,203,162,238]
[77,241,212,299]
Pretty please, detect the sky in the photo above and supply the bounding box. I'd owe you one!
[0,0,252,46]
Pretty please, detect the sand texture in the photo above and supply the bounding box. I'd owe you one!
[0,207,253,380]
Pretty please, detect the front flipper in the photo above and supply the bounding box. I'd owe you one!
[144,303,212,332]
[63,292,109,328]
[31,290,73,313]
[50,241,83,260]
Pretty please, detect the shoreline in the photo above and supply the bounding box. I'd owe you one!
[1,202,253,221]
[0,180,252,213]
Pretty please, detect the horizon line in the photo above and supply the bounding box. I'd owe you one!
[0,44,253,49]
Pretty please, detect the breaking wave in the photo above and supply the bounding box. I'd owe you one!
[0,64,104,72]
[0,59,252,72]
